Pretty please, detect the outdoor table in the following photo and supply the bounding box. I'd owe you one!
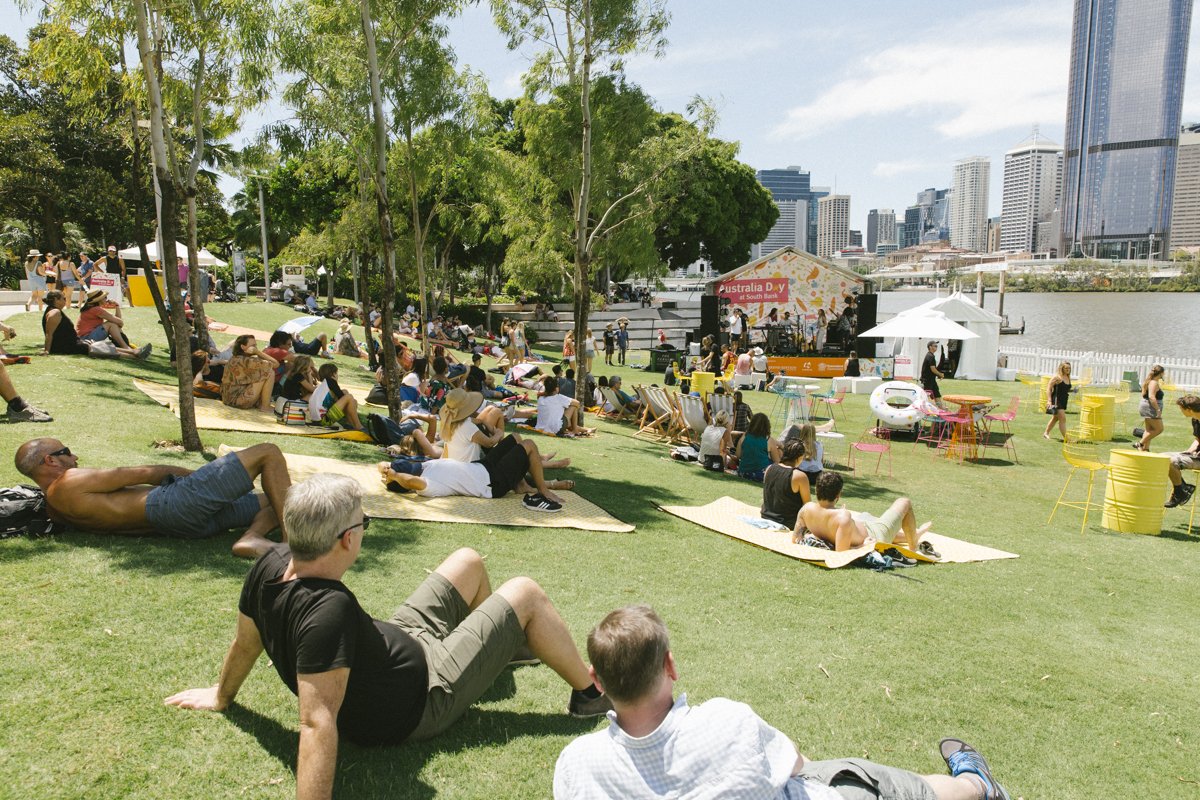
[1079,394,1116,441]
[784,383,823,429]
[690,371,715,397]
[942,394,992,462]
[1102,449,1170,534]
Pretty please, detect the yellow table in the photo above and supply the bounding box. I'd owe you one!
[690,371,715,397]
[1079,394,1115,441]
[1102,449,1170,534]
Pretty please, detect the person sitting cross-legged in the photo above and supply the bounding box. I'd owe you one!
[1163,394,1200,509]
[14,438,290,558]
[553,605,1011,800]
[760,438,812,529]
[793,471,939,560]
[379,432,572,513]
[166,475,612,800]
[536,376,593,437]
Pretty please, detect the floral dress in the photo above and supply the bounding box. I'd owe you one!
[221,355,275,409]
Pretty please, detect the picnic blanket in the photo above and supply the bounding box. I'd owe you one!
[217,445,635,533]
[658,496,1017,568]
[134,379,374,442]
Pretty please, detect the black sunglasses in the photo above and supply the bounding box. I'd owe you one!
[49,447,72,458]
[336,515,371,540]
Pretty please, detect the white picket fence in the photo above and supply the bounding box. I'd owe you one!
[999,346,1200,390]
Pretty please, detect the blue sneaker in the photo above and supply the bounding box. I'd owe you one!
[940,738,1010,800]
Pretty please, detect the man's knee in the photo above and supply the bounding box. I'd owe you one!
[240,442,283,468]
[497,576,547,612]
[894,497,913,514]
[447,546,484,571]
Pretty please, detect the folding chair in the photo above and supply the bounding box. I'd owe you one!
[598,386,636,423]
[1047,442,1108,534]
[635,386,673,441]
[708,392,733,421]
[675,393,710,446]
[810,388,847,423]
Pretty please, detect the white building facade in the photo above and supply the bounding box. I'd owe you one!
[817,195,850,259]
[1000,133,1063,253]
[751,199,808,260]
[950,156,990,252]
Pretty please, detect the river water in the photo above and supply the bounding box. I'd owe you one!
[877,291,1200,361]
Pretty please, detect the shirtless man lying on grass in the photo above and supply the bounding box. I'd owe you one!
[793,471,940,559]
[14,438,291,558]
[379,434,573,513]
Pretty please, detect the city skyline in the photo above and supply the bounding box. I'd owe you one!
[2,0,1199,236]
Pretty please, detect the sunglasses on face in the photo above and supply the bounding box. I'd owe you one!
[49,447,72,458]
[336,515,371,540]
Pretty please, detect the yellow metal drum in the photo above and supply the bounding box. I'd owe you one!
[1102,449,1170,534]
[1079,394,1115,441]
[690,371,715,397]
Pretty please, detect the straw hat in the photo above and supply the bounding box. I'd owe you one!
[83,289,107,307]
[26,249,41,258]
[440,388,484,424]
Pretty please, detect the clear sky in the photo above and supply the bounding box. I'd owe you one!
[4,0,1199,233]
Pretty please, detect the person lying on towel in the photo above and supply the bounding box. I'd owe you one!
[166,475,614,800]
[553,605,1011,800]
[15,438,291,558]
[793,471,940,559]
[378,433,572,514]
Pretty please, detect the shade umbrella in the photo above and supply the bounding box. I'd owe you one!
[278,315,323,336]
[197,247,228,267]
[857,310,979,340]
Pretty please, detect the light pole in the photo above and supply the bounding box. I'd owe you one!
[255,176,271,302]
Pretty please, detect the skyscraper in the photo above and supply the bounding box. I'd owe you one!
[950,157,990,252]
[867,209,896,253]
[817,195,850,259]
[901,206,922,248]
[1061,0,1194,258]
[1170,124,1200,249]
[1001,130,1063,253]
[751,167,825,257]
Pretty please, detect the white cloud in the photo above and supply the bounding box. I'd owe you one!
[771,4,1073,142]
[873,159,934,178]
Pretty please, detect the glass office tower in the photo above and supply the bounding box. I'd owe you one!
[1061,0,1193,258]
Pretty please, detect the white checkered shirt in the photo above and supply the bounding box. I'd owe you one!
[553,694,842,799]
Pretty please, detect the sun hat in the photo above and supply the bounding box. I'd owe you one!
[751,347,764,356]
[26,249,41,257]
[440,388,484,424]
[83,289,107,307]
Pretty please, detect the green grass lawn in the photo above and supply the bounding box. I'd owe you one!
[1,302,1198,799]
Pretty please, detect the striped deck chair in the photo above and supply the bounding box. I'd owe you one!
[599,386,636,423]
[636,385,673,440]
[675,392,710,446]
[709,392,733,422]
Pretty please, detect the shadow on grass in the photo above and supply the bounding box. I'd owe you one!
[224,673,595,800]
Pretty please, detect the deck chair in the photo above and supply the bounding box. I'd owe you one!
[709,392,733,422]
[661,390,691,444]
[675,392,710,446]
[599,386,636,423]
[636,385,674,441]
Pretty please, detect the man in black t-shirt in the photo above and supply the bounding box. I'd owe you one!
[166,474,611,797]
[920,341,944,406]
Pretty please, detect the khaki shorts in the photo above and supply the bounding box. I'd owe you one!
[857,505,904,544]
[389,572,525,740]
[799,758,935,800]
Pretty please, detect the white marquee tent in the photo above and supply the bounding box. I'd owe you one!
[887,291,1002,381]
[118,241,228,267]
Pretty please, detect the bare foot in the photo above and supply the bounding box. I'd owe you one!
[542,489,565,504]
[232,533,275,559]
[916,522,934,537]
[543,457,571,469]
[546,479,575,491]
[1043,432,1050,440]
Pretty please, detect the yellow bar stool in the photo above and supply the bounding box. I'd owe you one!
[1047,442,1109,534]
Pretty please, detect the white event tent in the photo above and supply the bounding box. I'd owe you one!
[118,241,228,267]
[885,291,1002,381]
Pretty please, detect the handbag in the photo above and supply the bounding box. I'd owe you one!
[276,399,309,426]
[1045,404,1056,415]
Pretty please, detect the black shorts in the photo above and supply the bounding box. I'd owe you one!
[481,435,529,498]
[922,380,940,398]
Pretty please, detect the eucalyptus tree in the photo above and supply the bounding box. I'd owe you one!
[492,0,711,400]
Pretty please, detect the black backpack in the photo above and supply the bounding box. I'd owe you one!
[0,485,61,539]
[366,413,407,446]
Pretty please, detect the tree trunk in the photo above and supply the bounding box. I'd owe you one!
[485,262,494,332]
[185,192,208,343]
[134,0,201,452]
[405,132,430,358]
[571,0,595,405]
[326,258,335,308]
[361,0,402,420]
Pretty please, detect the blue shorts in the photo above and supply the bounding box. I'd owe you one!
[80,326,109,343]
[144,452,260,539]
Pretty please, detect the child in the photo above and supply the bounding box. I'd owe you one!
[308,363,364,430]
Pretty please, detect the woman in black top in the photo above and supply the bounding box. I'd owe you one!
[40,290,149,360]
[1042,361,1072,442]
[844,350,861,377]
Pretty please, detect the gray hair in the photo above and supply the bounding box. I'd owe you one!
[284,474,363,561]
[15,438,60,477]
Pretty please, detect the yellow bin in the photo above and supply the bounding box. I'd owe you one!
[1102,450,1170,534]
[128,269,165,308]
[1079,394,1115,441]
[690,371,715,397]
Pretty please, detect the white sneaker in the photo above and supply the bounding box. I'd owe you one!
[8,404,52,422]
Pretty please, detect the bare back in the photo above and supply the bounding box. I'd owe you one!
[797,502,868,549]
[45,469,154,532]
